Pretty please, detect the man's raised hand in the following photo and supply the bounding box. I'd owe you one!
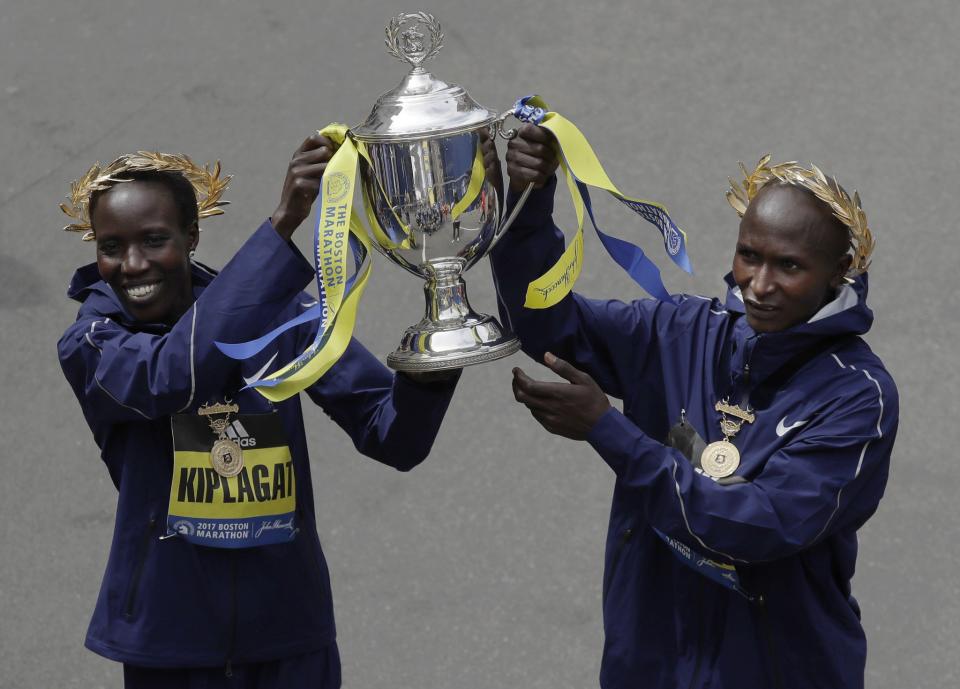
[511,352,610,441]
[505,123,559,193]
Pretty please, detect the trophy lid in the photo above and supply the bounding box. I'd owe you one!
[352,12,497,142]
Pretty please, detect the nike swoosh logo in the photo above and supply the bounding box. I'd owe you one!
[776,416,809,437]
[243,352,278,386]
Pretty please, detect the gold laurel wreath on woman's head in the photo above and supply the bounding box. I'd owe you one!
[726,154,874,276]
[60,151,231,241]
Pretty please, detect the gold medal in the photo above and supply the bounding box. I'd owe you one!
[210,438,244,477]
[701,440,740,478]
[198,400,244,478]
[700,398,754,479]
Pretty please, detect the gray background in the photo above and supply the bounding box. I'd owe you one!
[0,0,957,687]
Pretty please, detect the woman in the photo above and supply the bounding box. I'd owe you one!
[58,134,460,688]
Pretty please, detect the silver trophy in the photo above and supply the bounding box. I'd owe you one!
[351,11,532,372]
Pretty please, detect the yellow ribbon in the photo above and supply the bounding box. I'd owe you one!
[450,145,486,220]
[253,125,372,401]
[523,157,586,308]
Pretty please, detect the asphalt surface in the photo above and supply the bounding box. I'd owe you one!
[1,1,957,687]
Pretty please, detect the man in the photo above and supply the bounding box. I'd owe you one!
[491,124,898,688]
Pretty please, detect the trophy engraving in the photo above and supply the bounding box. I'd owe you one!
[385,11,444,69]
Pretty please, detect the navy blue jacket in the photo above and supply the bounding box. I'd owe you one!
[490,179,898,689]
[58,221,458,668]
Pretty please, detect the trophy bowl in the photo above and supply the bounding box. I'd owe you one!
[351,12,531,372]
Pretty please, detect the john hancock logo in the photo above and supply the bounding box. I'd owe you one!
[325,172,350,203]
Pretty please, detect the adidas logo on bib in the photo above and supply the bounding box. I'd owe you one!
[225,420,257,447]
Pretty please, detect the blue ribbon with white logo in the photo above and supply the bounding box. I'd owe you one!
[512,95,692,306]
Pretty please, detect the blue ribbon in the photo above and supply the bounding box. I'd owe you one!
[512,96,547,125]
[577,181,672,302]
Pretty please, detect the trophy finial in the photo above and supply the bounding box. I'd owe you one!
[385,11,444,70]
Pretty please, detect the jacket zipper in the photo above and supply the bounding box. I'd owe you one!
[756,594,786,689]
[123,517,156,617]
[734,335,758,402]
[603,527,634,600]
[685,576,706,689]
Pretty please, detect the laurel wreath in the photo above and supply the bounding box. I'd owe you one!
[726,154,874,275]
[60,151,231,240]
[384,11,444,67]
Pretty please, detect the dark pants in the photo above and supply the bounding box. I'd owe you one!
[123,645,341,689]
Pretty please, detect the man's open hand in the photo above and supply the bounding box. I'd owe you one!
[512,352,610,440]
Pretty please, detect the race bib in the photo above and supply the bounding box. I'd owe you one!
[166,412,297,548]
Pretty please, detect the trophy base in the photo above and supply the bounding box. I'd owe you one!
[386,261,521,372]
[386,314,520,372]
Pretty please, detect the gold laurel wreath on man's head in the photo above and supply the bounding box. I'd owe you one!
[60,151,231,241]
[726,154,874,276]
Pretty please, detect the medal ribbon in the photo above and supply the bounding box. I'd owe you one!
[215,124,487,401]
[513,95,693,308]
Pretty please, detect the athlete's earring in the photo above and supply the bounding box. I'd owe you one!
[189,222,200,259]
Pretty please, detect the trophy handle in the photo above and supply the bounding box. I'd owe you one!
[487,182,533,254]
[491,109,523,141]
[486,109,535,252]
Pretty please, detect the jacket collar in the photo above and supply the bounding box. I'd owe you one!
[720,272,873,390]
[66,260,219,330]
